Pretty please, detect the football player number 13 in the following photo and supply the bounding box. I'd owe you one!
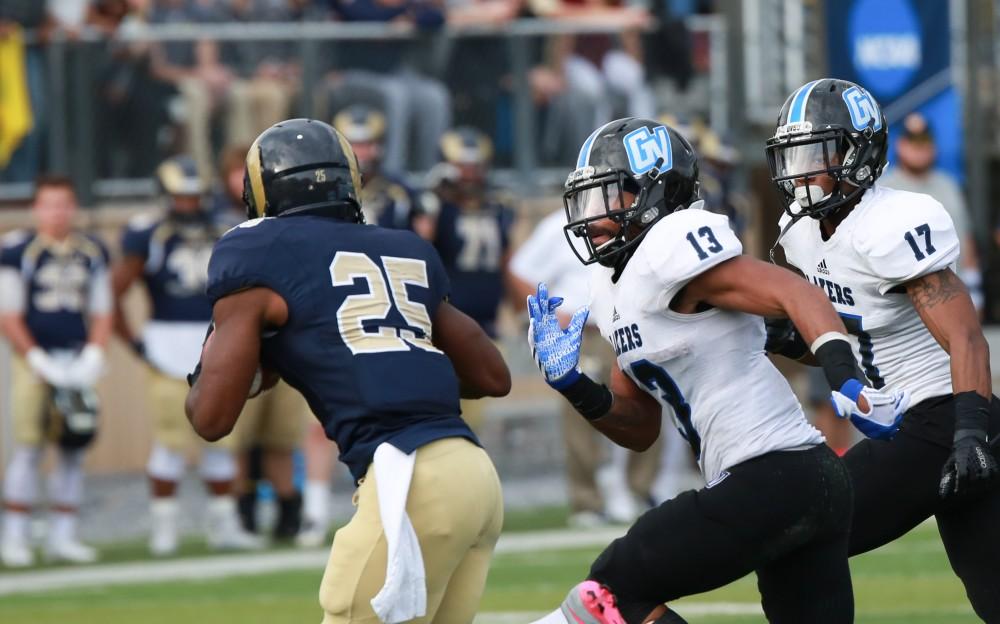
[629,359,702,459]
[330,252,442,355]
[686,226,723,260]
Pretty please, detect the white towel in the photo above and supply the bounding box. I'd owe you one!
[370,443,427,623]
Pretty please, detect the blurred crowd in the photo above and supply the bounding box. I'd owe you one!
[0,0,717,185]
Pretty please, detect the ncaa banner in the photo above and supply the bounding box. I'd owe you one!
[826,0,962,181]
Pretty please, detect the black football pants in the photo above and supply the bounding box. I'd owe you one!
[588,444,855,624]
[845,394,1000,623]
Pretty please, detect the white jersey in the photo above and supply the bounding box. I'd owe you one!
[589,207,823,483]
[779,184,958,406]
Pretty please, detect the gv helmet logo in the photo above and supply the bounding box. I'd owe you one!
[623,126,673,175]
[843,86,883,132]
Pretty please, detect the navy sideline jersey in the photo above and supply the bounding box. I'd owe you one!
[121,213,223,322]
[206,215,477,481]
[361,172,422,230]
[433,198,514,337]
[0,230,109,351]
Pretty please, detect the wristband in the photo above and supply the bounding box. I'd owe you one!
[814,337,864,392]
[954,391,991,442]
[557,372,614,421]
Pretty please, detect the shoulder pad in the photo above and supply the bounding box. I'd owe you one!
[635,205,742,301]
[0,229,31,248]
[853,188,959,294]
[126,211,161,232]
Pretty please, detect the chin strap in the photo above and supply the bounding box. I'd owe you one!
[768,211,806,265]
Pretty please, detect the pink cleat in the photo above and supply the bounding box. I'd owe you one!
[560,580,628,624]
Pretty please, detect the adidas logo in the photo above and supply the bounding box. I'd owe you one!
[612,307,620,322]
[817,259,830,275]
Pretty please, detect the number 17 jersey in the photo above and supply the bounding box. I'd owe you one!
[589,207,823,483]
[206,215,476,482]
[778,184,958,407]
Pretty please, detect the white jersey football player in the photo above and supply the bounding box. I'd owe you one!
[526,118,908,624]
[764,78,1000,621]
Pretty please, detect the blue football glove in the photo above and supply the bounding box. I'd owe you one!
[830,379,910,440]
[527,282,589,390]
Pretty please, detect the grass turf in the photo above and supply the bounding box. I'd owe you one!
[0,514,976,623]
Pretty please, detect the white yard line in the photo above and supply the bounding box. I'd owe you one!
[0,526,627,596]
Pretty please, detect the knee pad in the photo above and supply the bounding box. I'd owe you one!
[48,448,85,507]
[147,444,186,482]
[199,448,236,482]
[3,446,43,506]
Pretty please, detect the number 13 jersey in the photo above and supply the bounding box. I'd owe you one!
[589,207,823,483]
[779,184,958,407]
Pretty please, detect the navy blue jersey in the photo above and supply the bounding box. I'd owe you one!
[433,198,514,337]
[361,172,422,230]
[206,215,476,481]
[0,230,109,351]
[121,213,224,322]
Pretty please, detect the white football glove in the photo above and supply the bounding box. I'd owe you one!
[64,344,106,389]
[830,379,910,440]
[26,347,72,387]
[526,282,589,389]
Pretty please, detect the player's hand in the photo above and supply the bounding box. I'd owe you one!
[64,344,106,388]
[939,400,1000,499]
[26,347,71,388]
[527,282,589,389]
[830,379,909,440]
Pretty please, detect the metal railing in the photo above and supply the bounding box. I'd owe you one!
[0,15,728,204]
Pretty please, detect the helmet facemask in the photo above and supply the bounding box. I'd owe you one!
[562,160,692,270]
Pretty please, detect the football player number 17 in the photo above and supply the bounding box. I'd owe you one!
[330,252,442,355]
[903,223,936,261]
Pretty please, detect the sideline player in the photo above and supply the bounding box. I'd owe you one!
[112,155,260,555]
[764,78,1000,619]
[185,119,510,622]
[529,118,908,623]
[0,176,110,566]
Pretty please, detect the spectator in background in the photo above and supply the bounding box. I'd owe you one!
[507,208,663,526]
[443,0,522,160]
[427,127,515,430]
[322,0,451,172]
[0,2,52,183]
[333,104,435,237]
[881,113,983,312]
[526,0,651,164]
[112,155,261,556]
[0,177,111,567]
[222,0,300,146]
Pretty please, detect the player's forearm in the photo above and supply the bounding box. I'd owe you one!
[778,280,850,346]
[589,393,661,452]
[0,314,38,357]
[947,329,991,399]
[87,313,113,349]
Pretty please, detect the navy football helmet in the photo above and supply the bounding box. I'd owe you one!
[244,118,363,222]
[45,387,99,450]
[765,78,888,220]
[563,117,699,269]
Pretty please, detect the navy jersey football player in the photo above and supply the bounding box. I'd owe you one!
[0,176,111,567]
[333,104,436,238]
[111,155,260,557]
[527,119,908,624]
[185,119,509,623]
[429,127,515,338]
[764,78,1000,619]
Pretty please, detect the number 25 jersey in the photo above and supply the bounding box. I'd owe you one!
[206,215,476,482]
[589,207,823,483]
[779,184,958,406]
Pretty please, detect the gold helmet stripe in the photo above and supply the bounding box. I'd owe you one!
[335,130,363,200]
[245,137,267,218]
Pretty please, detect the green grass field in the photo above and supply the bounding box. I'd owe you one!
[0,511,977,624]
